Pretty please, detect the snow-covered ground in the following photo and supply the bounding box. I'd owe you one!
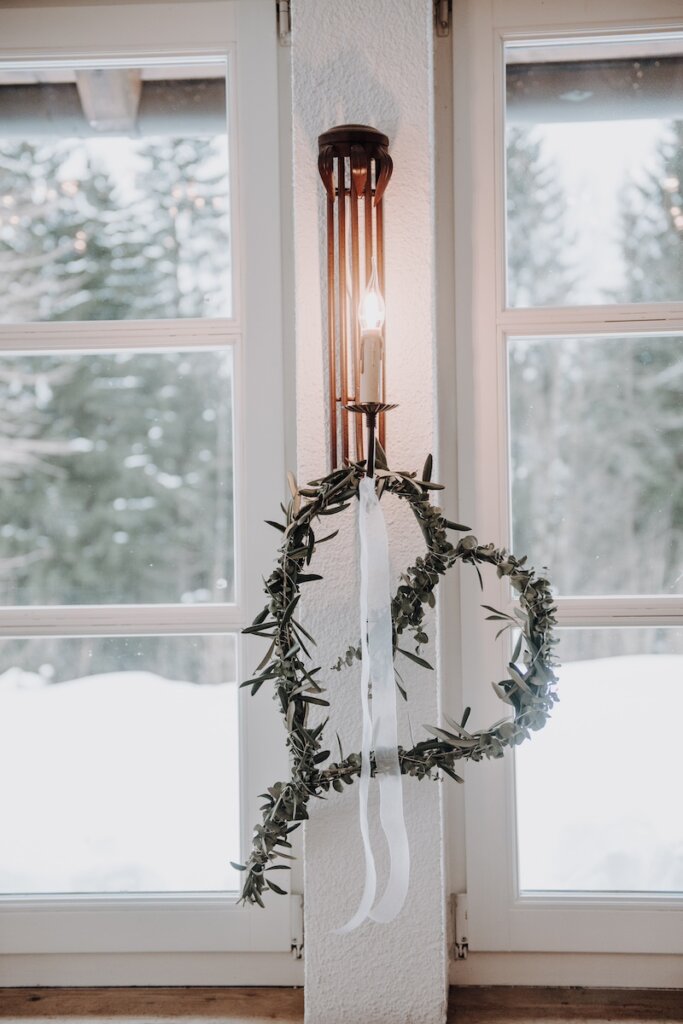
[516,655,683,893]
[1,654,681,898]
[0,671,240,894]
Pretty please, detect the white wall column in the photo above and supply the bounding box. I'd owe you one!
[291,2,448,1021]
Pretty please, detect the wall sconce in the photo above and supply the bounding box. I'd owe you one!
[318,124,393,470]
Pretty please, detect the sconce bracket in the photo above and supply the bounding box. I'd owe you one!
[318,124,392,205]
[318,124,389,151]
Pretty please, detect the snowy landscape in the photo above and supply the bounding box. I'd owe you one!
[516,652,683,893]
[1,648,681,897]
[0,668,240,894]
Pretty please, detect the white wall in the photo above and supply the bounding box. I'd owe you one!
[290,2,449,1022]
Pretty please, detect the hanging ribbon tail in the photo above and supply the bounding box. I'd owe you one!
[337,476,410,932]
[334,618,377,933]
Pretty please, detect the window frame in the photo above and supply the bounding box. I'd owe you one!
[451,0,683,956]
[0,0,295,973]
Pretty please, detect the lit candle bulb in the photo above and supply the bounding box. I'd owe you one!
[359,257,385,404]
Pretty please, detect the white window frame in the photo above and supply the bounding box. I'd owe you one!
[0,0,296,982]
[451,0,683,957]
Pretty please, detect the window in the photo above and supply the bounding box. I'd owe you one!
[452,0,683,958]
[0,1,293,983]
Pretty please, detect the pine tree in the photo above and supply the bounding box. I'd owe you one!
[506,127,583,595]
[0,141,83,535]
[0,135,235,640]
[131,137,231,318]
[510,121,683,606]
[620,121,683,303]
[613,120,683,592]
[51,148,151,321]
[506,126,576,308]
[0,141,82,323]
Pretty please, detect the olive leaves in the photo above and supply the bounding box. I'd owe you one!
[236,457,559,907]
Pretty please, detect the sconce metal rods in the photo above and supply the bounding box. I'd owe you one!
[318,125,393,469]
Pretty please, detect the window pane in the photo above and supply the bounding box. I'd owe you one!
[509,333,683,596]
[516,627,683,894]
[0,348,235,605]
[505,35,683,306]
[0,60,231,321]
[0,634,239,895]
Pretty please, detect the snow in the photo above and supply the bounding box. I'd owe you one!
[516,654,683,893]
[1,654,680,898]
[0,671,240,895]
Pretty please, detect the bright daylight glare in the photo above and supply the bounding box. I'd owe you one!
[516,630,683,893]
[0,635,240,894]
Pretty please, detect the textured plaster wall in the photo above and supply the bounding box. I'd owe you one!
[291,3,447,1022]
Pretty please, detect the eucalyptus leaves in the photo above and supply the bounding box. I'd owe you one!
[233,452,559,907]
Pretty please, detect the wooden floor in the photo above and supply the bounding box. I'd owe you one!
[451,987,683,1023]
[0,986,681,1023]
[0,987,304,1022]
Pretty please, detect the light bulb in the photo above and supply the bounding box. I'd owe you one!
[358,257,385,332]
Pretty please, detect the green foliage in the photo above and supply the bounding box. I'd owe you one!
[238,458,559,907]
[126,137,231,319]
[0,136,234,680]
[0,351,233,608]
[507,124,682,627]
[619,121,683,304]
[0,136,230,323]
[506,126,576,307]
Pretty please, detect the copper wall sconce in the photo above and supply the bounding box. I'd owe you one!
[318,124,393,470]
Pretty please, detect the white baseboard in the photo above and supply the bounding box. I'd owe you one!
[0,952,304,988]
[450,952,683,989]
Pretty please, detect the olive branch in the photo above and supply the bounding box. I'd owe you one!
[233,452,559,906]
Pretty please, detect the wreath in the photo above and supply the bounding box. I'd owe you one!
[233,450,559,907]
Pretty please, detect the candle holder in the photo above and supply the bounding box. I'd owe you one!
[319,125,393,470]
[344,402,398,479]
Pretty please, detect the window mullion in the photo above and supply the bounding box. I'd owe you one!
[498,306,683,334]
[554,596,683,628]
[0,604,247,636]
[0,319,242,353]
[498,594,683,627]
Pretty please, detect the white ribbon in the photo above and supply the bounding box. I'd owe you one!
[338,476,410,931]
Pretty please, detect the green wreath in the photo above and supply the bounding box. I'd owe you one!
[234,450,559,906]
